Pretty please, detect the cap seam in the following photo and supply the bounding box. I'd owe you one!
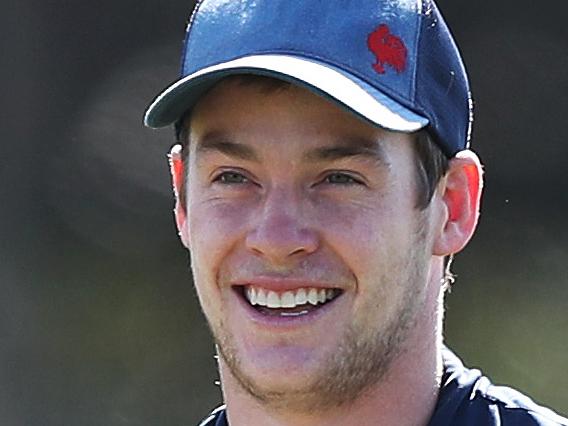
[181,0,207,76]
[410,2,424,104]
[414,0,435,132]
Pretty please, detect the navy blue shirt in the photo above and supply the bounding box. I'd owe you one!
[198,348,568,425]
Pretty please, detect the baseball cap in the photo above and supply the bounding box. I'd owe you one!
[144,0,472,157]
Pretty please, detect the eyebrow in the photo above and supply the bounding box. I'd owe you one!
[195,131,260,162]
[195,132,388,165]
[303,137,388,164]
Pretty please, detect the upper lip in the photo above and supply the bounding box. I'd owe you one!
[231,276,343,293]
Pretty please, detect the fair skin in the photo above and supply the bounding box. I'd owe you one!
[170,78,482,426]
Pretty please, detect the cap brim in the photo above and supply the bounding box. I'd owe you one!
[144,54,428,132]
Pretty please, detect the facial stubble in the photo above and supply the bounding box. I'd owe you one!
[208,221,431,414]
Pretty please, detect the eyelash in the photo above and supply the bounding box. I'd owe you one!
[322,171,364,185]
[211,170,364,187]
[212,170,250,185]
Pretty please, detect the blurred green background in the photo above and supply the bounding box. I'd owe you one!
[1,0,567,424]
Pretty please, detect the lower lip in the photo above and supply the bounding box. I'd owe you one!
[233,288,342,329]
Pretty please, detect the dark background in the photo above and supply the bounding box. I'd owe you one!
[2,1,567,424]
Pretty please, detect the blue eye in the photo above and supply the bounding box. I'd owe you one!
[215,171,249,184]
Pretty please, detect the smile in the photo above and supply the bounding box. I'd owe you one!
[240,285,342,317]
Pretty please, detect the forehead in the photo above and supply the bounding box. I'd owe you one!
[192,77,344,121]
[187,76,401,146]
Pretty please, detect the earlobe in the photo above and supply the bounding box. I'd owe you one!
[433,150,483,256]
[169,144,190,248]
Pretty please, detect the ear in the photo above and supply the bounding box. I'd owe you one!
[169,144,190,248]
[432,150,483,256]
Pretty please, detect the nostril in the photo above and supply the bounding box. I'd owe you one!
[289,246,310,257]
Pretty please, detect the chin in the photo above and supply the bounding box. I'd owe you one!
[216,337,332,406]
[231,343,325,384]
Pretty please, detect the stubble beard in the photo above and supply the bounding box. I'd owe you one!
[210,248,429,413]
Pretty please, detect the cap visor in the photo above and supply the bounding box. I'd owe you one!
[144,54,428,132]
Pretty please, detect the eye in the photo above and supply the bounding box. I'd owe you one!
[214,171,249,184]
[323,172,362,185]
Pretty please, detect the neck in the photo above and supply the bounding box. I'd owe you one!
[221,271,445,426]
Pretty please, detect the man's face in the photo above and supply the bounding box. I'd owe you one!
[180,78,440,410]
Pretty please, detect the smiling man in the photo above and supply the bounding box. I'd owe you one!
[144,1,568,425]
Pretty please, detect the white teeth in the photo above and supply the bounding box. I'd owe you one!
[244,286,339,309]
[307,288,319,305]
[249,287,257,305]
[266,291,281,308]
[257,288,267,306]
[295,288,307,305]
[281,291,295,308]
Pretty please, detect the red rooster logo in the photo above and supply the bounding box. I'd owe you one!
[367,24,408,75]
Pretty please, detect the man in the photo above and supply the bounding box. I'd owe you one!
[144,1,568,425]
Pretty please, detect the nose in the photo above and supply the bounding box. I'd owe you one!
[245,189,319,264]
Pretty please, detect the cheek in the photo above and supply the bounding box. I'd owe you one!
[188,198,253,270]
[312,195,412,258]
[187,200,254,325]
[313,197,422,303]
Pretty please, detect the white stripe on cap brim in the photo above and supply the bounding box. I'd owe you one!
[144,54,429,132]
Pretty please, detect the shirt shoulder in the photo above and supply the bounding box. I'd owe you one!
[197,405,227,426]
[196,350,568,426]
[429,347,568,426]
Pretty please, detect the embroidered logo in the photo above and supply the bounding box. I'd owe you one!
[367,24,408,75]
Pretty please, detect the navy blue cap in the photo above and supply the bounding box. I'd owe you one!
[144,0,472,156]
